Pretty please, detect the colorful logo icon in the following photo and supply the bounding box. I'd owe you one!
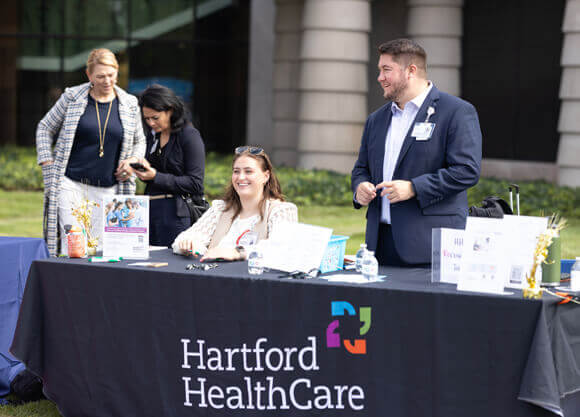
[326,301,372,354]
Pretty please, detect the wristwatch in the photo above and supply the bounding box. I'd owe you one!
[235,245,246,260]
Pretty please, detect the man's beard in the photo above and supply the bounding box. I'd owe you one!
[383,78,408,103]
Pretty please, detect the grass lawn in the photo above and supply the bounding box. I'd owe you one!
[0,191,44,238]
[0,398,61,417]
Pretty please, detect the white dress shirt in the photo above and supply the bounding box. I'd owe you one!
[381,82,433,224]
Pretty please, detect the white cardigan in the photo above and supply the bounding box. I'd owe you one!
[172,199,298,254]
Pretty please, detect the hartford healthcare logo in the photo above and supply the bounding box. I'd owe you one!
[178,300,372,412]
[326,301,372,354]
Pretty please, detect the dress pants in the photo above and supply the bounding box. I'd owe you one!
[375,223,430,268]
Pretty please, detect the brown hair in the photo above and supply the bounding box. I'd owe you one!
[222,149,285,220]
[378,38,427,76]
[86,48,119,73]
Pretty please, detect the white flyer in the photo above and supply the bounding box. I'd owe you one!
[261,222,332,273]
[457,217,507,294]
[102,195,149,259]
[500,215,548,288]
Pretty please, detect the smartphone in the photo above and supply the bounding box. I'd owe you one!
[130,162,147,172]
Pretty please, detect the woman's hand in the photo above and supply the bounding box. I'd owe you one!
[177,238,206,256]
[115,157,138,182]
[133,158,157,182]
[200,247,242,262]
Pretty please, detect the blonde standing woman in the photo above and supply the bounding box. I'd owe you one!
[36,48,146,256]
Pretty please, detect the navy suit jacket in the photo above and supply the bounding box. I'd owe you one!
[351,86,482,264]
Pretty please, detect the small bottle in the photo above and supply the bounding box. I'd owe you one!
[355,243,367,273]
[247,246,264,275]
[571,257,580,291]
[361,250,378,281]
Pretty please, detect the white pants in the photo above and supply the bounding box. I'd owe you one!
[57,176,116,255]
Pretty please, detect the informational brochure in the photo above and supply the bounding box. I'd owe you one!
[261,223,332,273]
[457,217,507,294]
[102,195,149,259]
[500,215,548,288]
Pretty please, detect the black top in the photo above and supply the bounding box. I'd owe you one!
[65,96,123,187]
[144,123,205,197]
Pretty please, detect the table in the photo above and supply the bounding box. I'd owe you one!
[0,237,48,397]
[10,250,580,417]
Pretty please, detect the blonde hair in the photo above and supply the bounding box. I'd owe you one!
[86,48,119,74]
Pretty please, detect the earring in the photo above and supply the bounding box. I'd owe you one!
[90,82,94,88]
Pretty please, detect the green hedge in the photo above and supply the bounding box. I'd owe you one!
[0,146,44,190]
[2,146,580,216]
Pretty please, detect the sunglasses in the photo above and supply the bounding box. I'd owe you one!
[235,146,264,155]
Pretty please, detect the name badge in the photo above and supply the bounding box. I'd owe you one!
[411,122,435,141]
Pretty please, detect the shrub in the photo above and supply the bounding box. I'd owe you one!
[0,146,43,191]
[2,146,580,215]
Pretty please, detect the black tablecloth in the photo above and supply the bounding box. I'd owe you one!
[10,250,580,417]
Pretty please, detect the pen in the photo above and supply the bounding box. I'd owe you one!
[89,256,122,263]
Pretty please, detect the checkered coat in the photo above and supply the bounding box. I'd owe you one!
[36,83,146,256]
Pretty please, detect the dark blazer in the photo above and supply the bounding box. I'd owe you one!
[145,123,205,197]
[351,86,482,264]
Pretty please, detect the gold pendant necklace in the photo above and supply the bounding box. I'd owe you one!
[95,97,113,158]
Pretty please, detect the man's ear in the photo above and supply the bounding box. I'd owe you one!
[407,63,418,79]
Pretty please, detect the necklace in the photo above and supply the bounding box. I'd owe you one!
[95,98,113,158]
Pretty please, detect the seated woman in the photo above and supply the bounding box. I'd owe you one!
[173,146,297,261]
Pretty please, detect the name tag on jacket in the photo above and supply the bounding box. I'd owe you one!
[411,122,435,141]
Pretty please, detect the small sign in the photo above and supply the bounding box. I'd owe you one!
[431,228,464,284]
[102,195,149,259]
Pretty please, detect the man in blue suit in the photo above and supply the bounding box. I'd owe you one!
[351,39,482,267]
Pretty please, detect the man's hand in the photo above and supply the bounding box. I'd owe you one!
[355,181,377,206]
[376,180,416,203]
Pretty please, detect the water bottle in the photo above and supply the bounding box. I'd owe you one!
[247,246,264,275]
[571,257,580,291]
[361,250,378,281]
[355,243,367,273]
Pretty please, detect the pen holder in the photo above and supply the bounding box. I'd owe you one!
[542,235,561,287]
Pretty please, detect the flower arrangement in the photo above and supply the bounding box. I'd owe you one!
[523,214,567,299]
[70,197,100,254]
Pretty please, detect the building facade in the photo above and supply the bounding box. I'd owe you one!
[1,0,579,186]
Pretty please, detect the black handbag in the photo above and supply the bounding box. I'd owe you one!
[468,196,513,218]
[176,194,210,226]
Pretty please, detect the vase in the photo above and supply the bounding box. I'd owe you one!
[542,235,561,287]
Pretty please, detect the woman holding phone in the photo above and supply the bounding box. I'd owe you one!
[133,84,206,246]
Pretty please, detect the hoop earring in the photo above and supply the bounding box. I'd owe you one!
[90,82,94,88]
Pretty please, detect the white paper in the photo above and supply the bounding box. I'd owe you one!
[102,195,149,259]
[321,274,386,284]
[500,215,548,288]
[261,223,332,273]
[457,217,507,294]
